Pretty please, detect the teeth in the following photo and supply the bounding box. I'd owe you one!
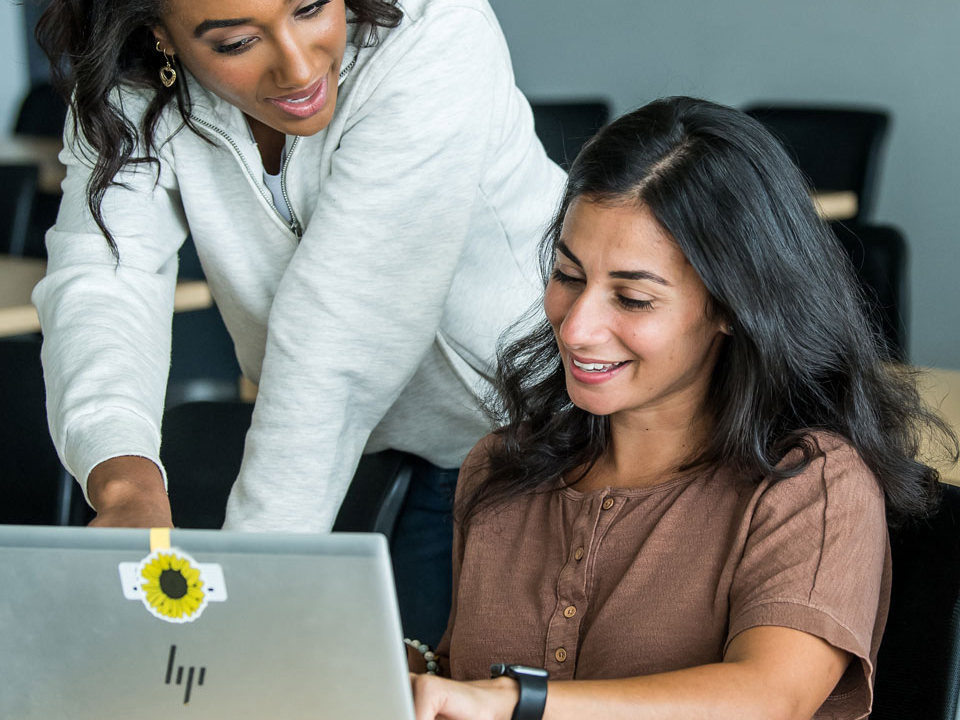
[572,359,621,372]
[286,95,310,103]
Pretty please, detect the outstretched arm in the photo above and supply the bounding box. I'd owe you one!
[411,624,850,720]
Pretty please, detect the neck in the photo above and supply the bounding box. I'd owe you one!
[606,407,712,487]
[246,115,286,174]
[573,398,713,493]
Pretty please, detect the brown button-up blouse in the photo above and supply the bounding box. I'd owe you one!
[435,433,890,720]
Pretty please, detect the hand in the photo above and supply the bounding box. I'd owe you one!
[87,456,173,528]
[410,674,518,720]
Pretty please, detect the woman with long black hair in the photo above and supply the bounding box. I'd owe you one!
[33,0,563,646]
[407,96,956,720]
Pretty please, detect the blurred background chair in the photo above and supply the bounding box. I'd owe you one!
[11,82,69,259]
[165,237,243,408]
[744,105,890,222]
[14,82,67,139]
[530,100,610,169]
[0,335,77,525]
[161,400,413,535]
[870,483,960,720]
[830,222,909,361]
[0,164,38,257]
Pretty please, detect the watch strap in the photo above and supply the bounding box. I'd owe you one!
[490,663,549,720]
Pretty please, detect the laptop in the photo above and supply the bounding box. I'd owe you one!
[0,525,416,720]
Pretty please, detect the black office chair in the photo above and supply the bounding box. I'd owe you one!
[870,483,960,720]
[160,400,413,535]
[530,100,610,169]
[14,82,68,139]
[0,336,73,525]
[0,164,39,257]
[165,237,243,408]
[830,222,908,361]
[744,105,890,221]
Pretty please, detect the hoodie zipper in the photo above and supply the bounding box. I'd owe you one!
[186,53,357,240]
[279,135,302,237]
[188,114,303,239]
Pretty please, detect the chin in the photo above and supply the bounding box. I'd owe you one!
[567,391,619,418]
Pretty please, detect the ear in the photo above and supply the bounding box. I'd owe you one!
[719,320,734,336]
[152,27,175,56]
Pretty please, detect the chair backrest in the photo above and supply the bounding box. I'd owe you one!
[0,336,66,525]
[0,164,39,257]
[160,401,412,535]
[14,83,68,139]
[744,105,890,221]
[830,222,908,361]
[870,483,960,720]
[530,100,610,169]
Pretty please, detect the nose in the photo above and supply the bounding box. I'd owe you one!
[558,288,611,351]
[272,30,315,90]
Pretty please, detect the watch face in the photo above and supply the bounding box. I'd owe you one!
[491,663,550,679]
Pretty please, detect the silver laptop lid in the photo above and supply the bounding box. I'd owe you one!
[0,525,415,720]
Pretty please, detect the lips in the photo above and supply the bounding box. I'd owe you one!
[567,353,631,385]
[267,75,328,119]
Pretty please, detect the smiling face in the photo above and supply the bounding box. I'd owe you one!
[153,0,347,137]
[544,198,729,427]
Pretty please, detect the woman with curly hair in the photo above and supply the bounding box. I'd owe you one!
[33,0,563,645]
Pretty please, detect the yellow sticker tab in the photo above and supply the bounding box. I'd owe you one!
[150,527,171,551]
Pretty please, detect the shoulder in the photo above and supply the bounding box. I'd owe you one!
[396,0,500,27]
[456,431,501,503]
[362,0,506,65]
[755,431,885,530]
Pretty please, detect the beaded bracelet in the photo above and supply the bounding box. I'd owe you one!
[404,638,440,675]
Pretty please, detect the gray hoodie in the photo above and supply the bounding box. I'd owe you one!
[32,0,565,531]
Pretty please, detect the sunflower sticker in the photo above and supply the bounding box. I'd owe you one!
[117,548,209,623]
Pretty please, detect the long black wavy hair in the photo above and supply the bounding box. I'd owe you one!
[464,96,956,527]
[36,0,402,255]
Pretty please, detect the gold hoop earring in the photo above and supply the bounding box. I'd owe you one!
[156,40,177,88]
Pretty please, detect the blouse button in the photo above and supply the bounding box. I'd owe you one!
[601,497,615,511]
[563,605,577,618]
[555,647,567,662]
[574,547,584,561]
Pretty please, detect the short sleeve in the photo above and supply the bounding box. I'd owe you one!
[727,435,890,719]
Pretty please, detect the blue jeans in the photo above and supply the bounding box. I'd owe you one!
[390,456,458,648]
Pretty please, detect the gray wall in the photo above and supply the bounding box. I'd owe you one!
[1,1,27,133]
[488,0,960,370]
[1,0,957,367]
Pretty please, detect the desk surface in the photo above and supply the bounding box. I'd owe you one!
[0,136,65,195]
[916,366,960,486]
[0,257,213,337]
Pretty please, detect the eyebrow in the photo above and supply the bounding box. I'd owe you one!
[556,241,672,286]
[193,0,298,37]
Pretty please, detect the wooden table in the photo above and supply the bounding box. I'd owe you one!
[0,257,213,338]
[813,191,858,221]
[916,366,960,486]
[0,136,65,195]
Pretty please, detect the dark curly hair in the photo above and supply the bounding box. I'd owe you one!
[36,0,402,255]
[462,96,957,527]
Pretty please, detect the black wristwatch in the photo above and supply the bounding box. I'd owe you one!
[489,663,549,720]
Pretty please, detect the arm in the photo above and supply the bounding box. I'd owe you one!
[410,625,849,720]
[87,456,172,528]
[32,96,187,522]
[224,8,510,531]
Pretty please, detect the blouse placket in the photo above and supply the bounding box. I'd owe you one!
[543,491,623,678]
